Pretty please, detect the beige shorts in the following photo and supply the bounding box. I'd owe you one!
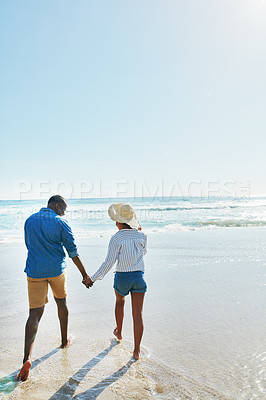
[27,269,67,309]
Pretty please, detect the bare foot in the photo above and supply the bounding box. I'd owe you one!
[17,360,31,381]
[133,350,140,360]
[113,327,122,341]
[60,339,71,348]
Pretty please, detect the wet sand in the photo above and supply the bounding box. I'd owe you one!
[0,228,266,399]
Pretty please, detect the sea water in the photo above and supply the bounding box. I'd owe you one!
[0,197,266,399]
[1,196,266,243]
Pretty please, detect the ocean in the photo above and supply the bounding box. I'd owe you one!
[0,197,265,399]
[1,196,266,243]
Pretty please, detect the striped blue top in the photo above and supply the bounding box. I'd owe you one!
[91,229,147,282]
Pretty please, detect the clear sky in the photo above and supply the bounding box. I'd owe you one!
[1,0,266,199]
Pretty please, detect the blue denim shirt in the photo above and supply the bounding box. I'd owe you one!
[24,207,78,278]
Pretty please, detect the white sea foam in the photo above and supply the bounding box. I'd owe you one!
[0,236,24,244]
[146,223,189,233]
[1,197,266,243]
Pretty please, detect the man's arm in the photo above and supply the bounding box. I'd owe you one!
[24,220,29,249]
[72,255,93,287]
[60,220,79,258]
[60,221,92,287]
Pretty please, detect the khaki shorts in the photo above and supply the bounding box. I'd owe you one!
[27,269,67,309]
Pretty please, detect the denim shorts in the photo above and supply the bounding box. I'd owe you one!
[113,271,147,297]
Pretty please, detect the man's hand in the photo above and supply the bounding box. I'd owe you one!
[82,275,94,288]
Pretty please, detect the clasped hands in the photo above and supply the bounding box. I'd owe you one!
[82,275,94,289]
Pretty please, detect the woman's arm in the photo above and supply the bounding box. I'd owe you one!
[89,237,120,283]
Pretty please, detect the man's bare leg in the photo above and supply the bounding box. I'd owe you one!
[113,290,125,341]
[18,306,44,381]
[131,292,145,360]
[54,297,70,348]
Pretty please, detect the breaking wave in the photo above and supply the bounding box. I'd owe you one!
[1,196,266,242]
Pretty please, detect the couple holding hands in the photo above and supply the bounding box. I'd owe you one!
[18,195,147,382]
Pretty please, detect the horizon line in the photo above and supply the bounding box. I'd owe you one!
[0,194,265,202]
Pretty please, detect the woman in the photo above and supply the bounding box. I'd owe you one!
[84,203,147,359]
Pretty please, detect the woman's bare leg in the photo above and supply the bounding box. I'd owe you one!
[131,292,145,360]
[113,290,125,340]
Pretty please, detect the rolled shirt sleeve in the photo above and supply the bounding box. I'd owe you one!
[60,219,79,258]
[91,236,120,282]
[143,235,147,255]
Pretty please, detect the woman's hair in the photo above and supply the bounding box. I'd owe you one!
[119,222,131,229]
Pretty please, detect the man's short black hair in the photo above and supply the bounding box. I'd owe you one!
[47,195,66,206]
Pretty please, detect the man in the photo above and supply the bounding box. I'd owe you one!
[18,195,92,382]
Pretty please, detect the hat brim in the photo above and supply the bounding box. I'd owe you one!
[108,203,140,229]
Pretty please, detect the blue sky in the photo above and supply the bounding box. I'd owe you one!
[1,0,266,199]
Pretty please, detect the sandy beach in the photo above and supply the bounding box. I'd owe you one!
[0,228,266,399]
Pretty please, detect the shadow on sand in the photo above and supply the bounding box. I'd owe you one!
[0,347,60,395]
[49,339,135,400]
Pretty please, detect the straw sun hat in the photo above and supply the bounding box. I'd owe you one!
[108,203,140,229]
